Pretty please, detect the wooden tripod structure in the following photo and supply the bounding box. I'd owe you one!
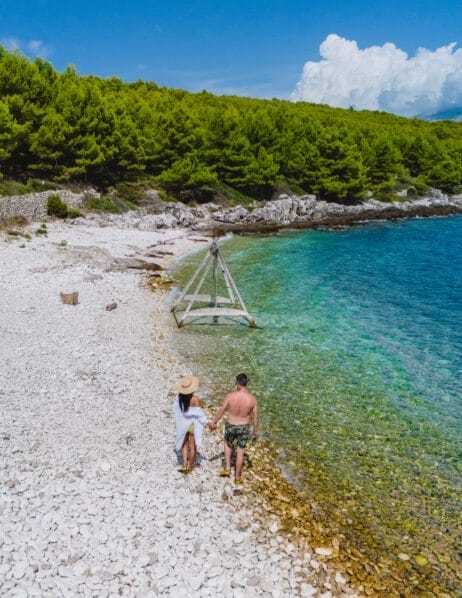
[171,240,257,328]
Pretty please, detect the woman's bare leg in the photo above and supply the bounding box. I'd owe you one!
[224,441,232,471]
[181,436,189,468]
[187,433,196,469]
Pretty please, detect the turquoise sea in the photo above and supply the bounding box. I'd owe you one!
[172,215,462,592]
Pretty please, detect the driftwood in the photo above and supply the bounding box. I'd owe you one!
[113,258,162,271]
[188,236,210,243]
[60,291,79,305]
[144,251,174,258]
[146,240,176,249]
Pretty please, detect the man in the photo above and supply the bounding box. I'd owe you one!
[209,373,258,483]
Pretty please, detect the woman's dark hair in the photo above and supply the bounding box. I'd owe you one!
[179,392,193,412]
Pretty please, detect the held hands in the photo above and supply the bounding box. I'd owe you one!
[208,422,218,431]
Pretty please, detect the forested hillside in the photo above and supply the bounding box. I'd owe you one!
[1,46,462,204]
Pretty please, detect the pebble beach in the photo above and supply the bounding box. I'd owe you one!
[0,218,359,597]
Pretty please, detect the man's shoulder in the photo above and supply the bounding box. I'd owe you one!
[229,390,256,403]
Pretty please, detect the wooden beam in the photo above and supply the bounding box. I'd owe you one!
[184,294,233,304]
[180,307,250,319]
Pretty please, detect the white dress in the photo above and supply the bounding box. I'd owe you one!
[172,396,207,452]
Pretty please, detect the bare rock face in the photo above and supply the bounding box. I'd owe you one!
[246,196,298,225]
[212,206,248,224]
[136,213,178,230]
[295,195,318,216]
[205,191,462,231]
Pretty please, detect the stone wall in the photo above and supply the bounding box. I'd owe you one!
[0,190,96,220]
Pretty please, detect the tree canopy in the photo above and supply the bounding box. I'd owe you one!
[1,47,461,203]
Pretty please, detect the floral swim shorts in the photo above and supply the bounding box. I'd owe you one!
[224,423,250,449]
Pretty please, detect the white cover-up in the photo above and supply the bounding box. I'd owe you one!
[172,396,207,452]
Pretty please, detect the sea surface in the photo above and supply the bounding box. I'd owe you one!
[171,216,462,592]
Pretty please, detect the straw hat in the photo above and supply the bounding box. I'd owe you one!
[176,375,199,394]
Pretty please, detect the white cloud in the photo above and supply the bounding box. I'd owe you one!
[1,37,21,51]
[27,40,51,58]
[1,37,51,58]
[291,34,462,118]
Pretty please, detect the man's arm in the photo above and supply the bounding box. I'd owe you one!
[209,396,230,430]
[252,399,259,437]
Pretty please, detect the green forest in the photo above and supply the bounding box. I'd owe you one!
[1,46,462,204]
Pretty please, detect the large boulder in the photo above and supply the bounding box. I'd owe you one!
[212,206,248,224]
[245,196,299,225]
[169,204,196,226]
[294,195,317,217]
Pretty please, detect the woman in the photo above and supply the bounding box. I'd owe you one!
[172,375,207,473]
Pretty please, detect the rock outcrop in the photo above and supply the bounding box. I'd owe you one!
[3,187,462,232]
[204,192,462,232]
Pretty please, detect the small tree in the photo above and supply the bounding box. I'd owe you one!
[47,194,68,218]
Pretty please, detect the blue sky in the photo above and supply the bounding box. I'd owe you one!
[1,1,461,115]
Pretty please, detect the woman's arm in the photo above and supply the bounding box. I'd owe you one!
[209,396,229,430]
[184,406,207,425]
[191,394,201,407]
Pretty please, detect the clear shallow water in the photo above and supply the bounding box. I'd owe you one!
[172,216,462,591]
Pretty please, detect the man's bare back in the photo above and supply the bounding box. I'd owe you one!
[210,373,259,438]
[226,389,257,425]
[210,387,258,433]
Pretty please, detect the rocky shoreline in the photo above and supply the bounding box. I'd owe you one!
[59,191,462,235]
[2,187,461,235]
[1,221,361,597]
[209,196,462,234]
